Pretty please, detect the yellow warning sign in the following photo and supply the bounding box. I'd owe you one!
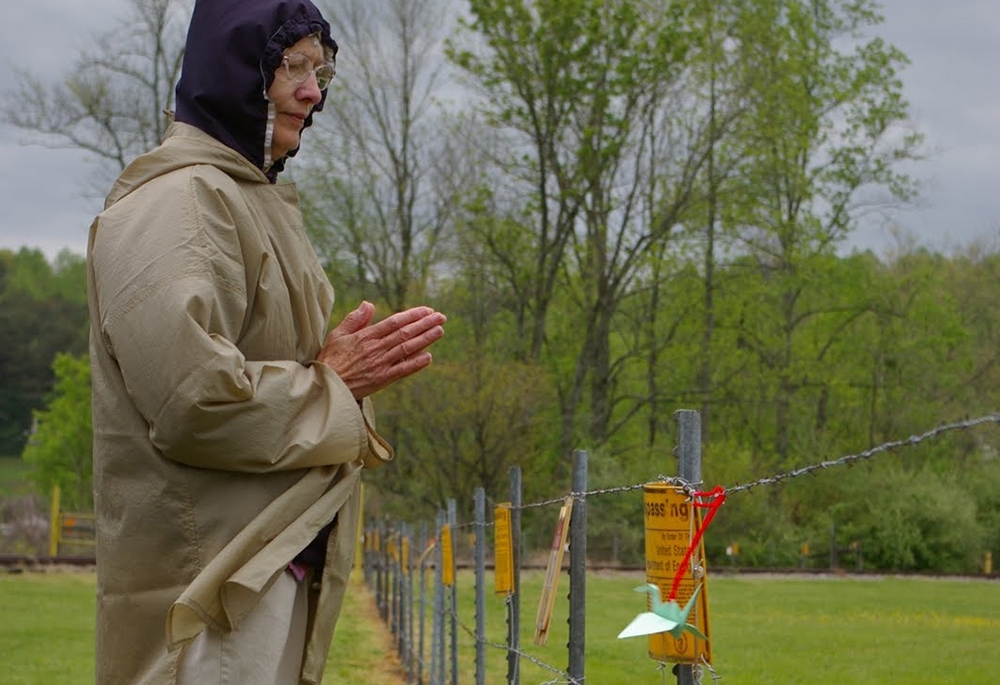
[642,484,711,664]
[441,524,455,587]
[494,503,514,596]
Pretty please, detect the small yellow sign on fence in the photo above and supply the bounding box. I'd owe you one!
[642,484,711,664]
[441,524,455,587]
[494,503,514,596]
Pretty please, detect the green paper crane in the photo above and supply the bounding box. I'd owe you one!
[617,583,708,641]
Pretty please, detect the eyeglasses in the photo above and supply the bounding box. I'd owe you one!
[281,53,336,90]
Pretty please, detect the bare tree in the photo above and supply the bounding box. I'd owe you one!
[303,0,464,312]
[2,0,190,192]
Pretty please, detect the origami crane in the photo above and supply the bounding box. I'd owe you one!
[617,583,708,641]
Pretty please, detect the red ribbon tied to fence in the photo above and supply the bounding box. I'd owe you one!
[667,486,726,602]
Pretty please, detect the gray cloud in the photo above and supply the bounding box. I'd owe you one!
[1,0,127,257]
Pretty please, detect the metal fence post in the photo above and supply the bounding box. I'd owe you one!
[405,522,415,682]
[362,523,371,588]
[431,510,444,685]
[474,487,487,685]
[396,521,408,667]
[419,521,428,685]
[447,499,459,685]
[392,524,401,644]
[568,449,588,682]
[377,519,386,621]
[676,410,701,685]
[438,510,448,685]
[362,522,369,586]
[507,466,522,685]
[830,521,837,569]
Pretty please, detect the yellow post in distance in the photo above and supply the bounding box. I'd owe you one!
[48,485,61,558]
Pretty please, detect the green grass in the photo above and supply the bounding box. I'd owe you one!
[0,572,407,685]
[0,572,96,685]
[324,580,407,684]
[3,570,999,684]
[0,456,32,497]
[440,570,1000,684]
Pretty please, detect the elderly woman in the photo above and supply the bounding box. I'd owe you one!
[86,1,445,684]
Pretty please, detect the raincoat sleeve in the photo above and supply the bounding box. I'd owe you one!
[90,168,392,473]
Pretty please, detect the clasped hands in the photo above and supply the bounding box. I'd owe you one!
[316,301,446,400]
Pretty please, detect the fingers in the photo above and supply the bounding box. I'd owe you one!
[329,301,376,338]
[320,302,446,399]
[364,306,438,339]
[382,317,445,365]
[380,346,436,386]
[358,307,446,360]
[384,350,435,383]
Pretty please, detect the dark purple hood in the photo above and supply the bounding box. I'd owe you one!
[175,0,337,181]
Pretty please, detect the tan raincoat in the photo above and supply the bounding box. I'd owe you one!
[87,121,391,685]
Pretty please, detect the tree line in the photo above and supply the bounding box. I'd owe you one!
[4,0,998,572]
[0,249,88,458]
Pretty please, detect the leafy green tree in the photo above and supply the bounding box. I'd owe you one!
[968,458,1000,568]
[857,250,972,444]
[22,354,93,511]
[939,246,1000,422]
[449,0,591,361]
[850,465,984,573]
[451,0,706,455]
[0,249,89,456]
[720,0,921,464]
[369,354,553,518]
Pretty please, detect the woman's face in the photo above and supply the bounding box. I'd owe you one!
[266,35,328,162]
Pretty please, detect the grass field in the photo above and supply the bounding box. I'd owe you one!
[417,569,1000,684]
[0,571,407,685]
[0,456,31,497]
[2,569,998,684]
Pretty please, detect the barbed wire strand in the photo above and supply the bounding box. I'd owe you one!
[699,655,722,683]
[448,607,584,685]
[654,660,720,685]
[444,413,1000,529]
[722,413,999,495]
[377,413,999,684]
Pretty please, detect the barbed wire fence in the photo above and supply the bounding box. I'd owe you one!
[361,411,1000,685]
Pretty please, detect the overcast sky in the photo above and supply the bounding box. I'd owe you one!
[1,0,998,261]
